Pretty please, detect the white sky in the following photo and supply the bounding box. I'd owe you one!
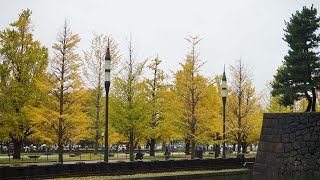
[1,0,320,93]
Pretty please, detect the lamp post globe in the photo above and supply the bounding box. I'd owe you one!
[222,66,227,159]
[104,41,111,162]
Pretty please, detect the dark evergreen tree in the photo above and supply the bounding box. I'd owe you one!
[272,5,320,112]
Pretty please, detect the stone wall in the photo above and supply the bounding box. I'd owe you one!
[254,113,320,176]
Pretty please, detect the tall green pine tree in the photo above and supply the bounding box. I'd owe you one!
[272,5,320,112]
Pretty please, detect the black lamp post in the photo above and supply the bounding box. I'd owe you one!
[104,42,111,162]
[101,132,104,152]
[222,66,227,159]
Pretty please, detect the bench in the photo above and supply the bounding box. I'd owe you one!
[208,152,214,156]
[99,153,115,157]
[243,162,254,169]
[44,153,52,161]
[28,155,40,159]
[69,153,81,157]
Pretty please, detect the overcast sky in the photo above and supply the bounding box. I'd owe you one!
[1,0,320,93]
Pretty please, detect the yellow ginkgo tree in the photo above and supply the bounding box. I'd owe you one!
[226,59,263,153]
[82,33,120,155]
[109,39,150,162]
[26,21,89,163]
[144,57,167,156]
[172,36,218,159]
[0,9,48,159]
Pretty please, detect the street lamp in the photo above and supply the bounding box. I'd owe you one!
[222,65,227,159]
[104,41,111,162]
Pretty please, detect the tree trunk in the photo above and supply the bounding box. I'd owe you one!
[305,91,312,112]
[237,113,242,153]
[58,75,64,163]
[250,144,253,151]
[58,124,63,163]
[238,75,242,154]
[94,106,100,155]
[237,135,241,153]
[149,138,155,156]
[161,142,166,151]
[191,139,196,159]
[185,140,191,155]
[129,131,134,162]
[232,144,236,151]
[94,128,99,155]
[146,140,150,149]
[241,142,247,153]
[69,141,72,152]
[312,88,316,112]
[214,144,219,158]
[13,140,22,159]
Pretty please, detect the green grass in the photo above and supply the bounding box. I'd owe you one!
[0,153,106,164]
[0,153,189,164]
[53,168,249,180]
[0,151,250,164]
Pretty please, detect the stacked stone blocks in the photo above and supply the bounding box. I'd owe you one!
[254,113,320,176]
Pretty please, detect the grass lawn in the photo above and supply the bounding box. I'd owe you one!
[0,153,104,164]
[52,168,250,180]
[0,154,191,164]
[0,151,249,164]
